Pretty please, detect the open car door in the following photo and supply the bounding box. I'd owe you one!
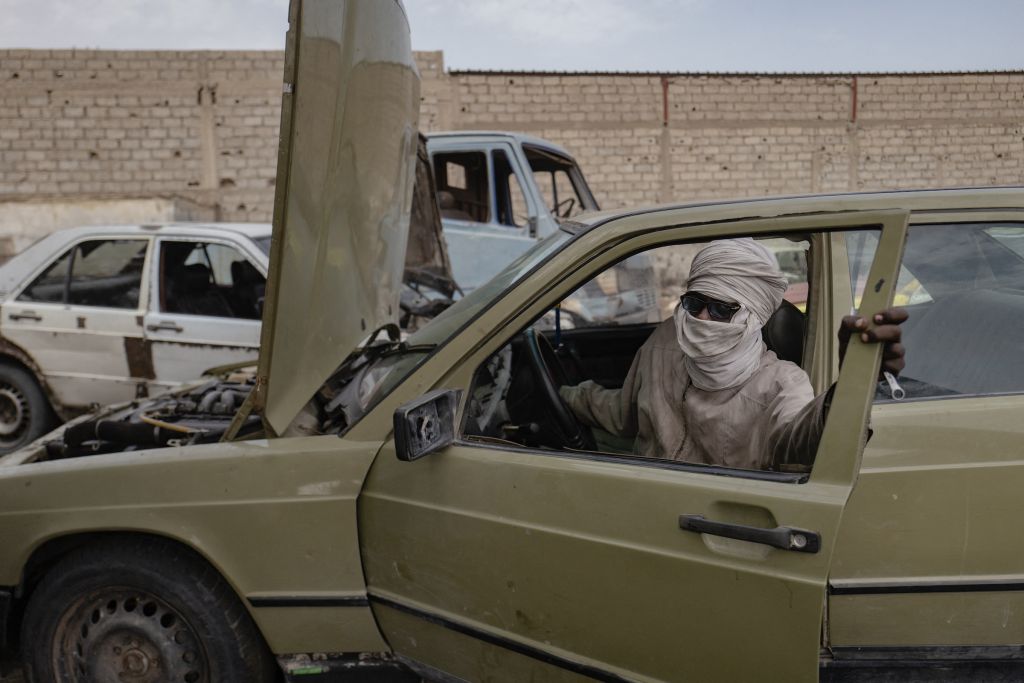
[360,210,909,682]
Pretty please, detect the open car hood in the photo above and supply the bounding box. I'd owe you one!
[257,0,421,433]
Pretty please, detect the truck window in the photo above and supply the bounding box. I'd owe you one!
[524,145,591,219]
[433,151,490,223]
[534,170,582,220]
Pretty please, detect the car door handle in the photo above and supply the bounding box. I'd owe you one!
[679,514,821,554]
[146,321,184,333]
[8,311,42,322]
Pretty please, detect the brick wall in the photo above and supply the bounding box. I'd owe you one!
[426,70,1024,208]
[2,49,1022,227]
[0,49,283,225]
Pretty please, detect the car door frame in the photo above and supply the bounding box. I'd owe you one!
[143,234,267,392]
[358,209,909,682]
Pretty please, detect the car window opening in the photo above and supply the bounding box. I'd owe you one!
[161,241,265,320]
[460,231,842,479]
[850,222,1024,401]
[433,151,490,224]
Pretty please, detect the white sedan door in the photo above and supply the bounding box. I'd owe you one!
[143,238,264,392]
[2,237,152,408]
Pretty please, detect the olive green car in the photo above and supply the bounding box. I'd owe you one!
[1,1,1023,682]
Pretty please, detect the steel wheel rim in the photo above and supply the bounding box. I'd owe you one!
[0,383,28,441]
[52,587,209,683]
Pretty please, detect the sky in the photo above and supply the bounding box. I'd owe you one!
[2,0,1022,73]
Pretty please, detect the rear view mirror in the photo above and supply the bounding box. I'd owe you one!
[393,389,461,462]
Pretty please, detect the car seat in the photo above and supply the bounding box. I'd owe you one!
[169,263,233,318]
[437,190,475,222]
[761,299,805,365]
[229,260,265,319]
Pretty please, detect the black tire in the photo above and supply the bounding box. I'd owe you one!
[0,362,56,455]
[21,536,277,683]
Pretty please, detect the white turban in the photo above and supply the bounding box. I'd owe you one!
[674,238,789,390]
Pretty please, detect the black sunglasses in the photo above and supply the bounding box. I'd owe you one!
[680,291,741,322]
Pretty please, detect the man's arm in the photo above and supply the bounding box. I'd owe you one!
[558,318,680,439]
[558,359,642,438]
[765,368,826,471]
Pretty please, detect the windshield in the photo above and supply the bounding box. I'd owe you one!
[524,144,598,219]
[412,229,573,344]
[358,229,575,406]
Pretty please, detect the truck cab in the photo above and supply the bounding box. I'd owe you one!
[426,132,598,293]
[428,132,659,326]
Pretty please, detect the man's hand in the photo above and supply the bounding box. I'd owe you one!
[837,307,908,378]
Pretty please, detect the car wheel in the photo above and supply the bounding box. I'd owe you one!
[0,362,55,454]
[21,537,277,683]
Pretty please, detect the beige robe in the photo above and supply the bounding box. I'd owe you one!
[559,319,828,470]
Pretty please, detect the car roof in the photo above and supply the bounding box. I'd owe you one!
[31,222,274,241]
[426,130,575,159]
[0,222,273,299]
[564,186,1024,234]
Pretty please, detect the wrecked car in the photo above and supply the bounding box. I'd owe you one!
[2,1,1024,682]
[0,222,272,453]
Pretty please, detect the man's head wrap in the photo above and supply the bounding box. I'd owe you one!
[674,238,789,390]
[686,237,788,327]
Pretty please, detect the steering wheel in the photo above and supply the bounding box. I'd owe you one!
[554,197,576,219]
[522,328,597,451]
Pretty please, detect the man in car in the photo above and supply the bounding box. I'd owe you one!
[559,238,906,470]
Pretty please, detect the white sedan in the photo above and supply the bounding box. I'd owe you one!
[0,223,271,452]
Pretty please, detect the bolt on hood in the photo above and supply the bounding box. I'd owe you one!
[257,0,421,434]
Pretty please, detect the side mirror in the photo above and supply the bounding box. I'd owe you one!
[393,389,461,462]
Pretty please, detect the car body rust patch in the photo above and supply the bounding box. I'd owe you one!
[124,337,156,380]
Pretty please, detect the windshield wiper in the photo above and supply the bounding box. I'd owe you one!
[331,325,436,387]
